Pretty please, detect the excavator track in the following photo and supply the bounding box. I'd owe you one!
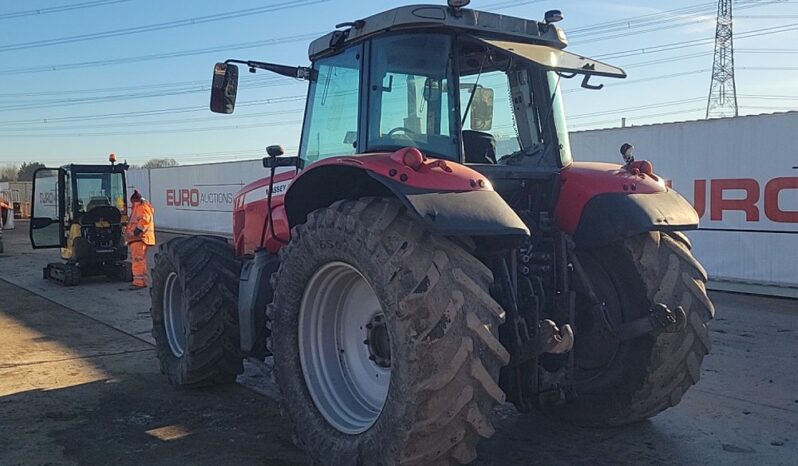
[44,262,81,287]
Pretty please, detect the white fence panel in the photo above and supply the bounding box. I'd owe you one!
[570,112,798,290]
[126,168,150,200]
[148,160,265,235]
[142,113,798,293]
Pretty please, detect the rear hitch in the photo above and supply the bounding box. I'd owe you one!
[569,247,687,342]
[536,319,574,354]
[614,303,687,341]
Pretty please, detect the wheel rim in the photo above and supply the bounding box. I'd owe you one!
[298,261,391,434]
[163,272,186,358]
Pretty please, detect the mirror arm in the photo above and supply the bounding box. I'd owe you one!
[225,59,315,81]
[580,74,604,90]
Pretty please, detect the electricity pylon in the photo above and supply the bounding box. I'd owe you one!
[706,0,738,119]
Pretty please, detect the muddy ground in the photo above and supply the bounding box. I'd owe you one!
[1,222,796,465]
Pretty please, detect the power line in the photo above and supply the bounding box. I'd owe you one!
[737,14,798,18]
[0,32,322,75]
[595,22,798,60]
[568,0,781,38]
[620,52,710,69]
[0,109,305,132]
[0,68,717,127]
[482,0,548,11]
[739,94,798,99]
[0,1,548,74]
[0,120,303,138]
[3,0,793,137]
[0,76,284,98]
[737,48,798,53]
[0,0,328,53]
[0,0,132,20]
[0,78,303,111]
[738,106,798,111]
[568,97,706,120]
[564,69,711,94]
[3,0,789,78]
[569,107,706,130]
[568,3,716,34]
[738,66,798,70]
[0,97,306,127]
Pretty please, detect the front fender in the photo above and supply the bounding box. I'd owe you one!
[555,162,698,249]
[572,191,698,248]
[284,149,529,238]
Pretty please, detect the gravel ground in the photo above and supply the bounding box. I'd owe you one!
[1,222,796,465]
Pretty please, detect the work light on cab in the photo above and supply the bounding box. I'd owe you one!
[447,0,470,8]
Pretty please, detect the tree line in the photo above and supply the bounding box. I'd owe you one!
[0,158,179,181]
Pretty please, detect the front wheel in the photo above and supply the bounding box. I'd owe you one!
[150,236,244,387]
[559,231,714,426]
[270,198,510,465]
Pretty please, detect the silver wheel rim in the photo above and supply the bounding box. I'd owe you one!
[298,261,391,434]
[163,272,186,358]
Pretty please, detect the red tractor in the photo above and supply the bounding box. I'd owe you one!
[150,3,713,464]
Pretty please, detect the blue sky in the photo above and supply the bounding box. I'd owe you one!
[1,0,796,166]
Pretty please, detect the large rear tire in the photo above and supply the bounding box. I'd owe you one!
[270,198,510,465]
[150,236,244,387]
[560,231,714,426]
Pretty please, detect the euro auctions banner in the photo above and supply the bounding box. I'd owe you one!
[148,160,264,235]
[570,112,798,290]
[144,112,797,292]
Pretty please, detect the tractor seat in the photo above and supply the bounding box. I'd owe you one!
[462,130,497,164]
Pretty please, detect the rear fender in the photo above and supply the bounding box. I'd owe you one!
[284,149,530,238]
[555,162,698,249]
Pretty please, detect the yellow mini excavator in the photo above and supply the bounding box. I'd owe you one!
[29,154,132,286]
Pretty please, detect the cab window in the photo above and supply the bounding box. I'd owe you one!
[300,46,361,163]
[366,33,458,161]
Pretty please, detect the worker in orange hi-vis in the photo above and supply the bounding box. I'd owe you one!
[125,190,156,290]
[0,195,10,254]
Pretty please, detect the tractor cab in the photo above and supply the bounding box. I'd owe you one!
[211,3,625,173]
[30,155,131,286]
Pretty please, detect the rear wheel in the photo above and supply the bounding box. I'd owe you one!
[270,198,509,465]
[150,236,244,387]
[559,231,714,425]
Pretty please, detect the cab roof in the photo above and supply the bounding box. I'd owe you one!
[308,4,567,60]
[61,163,128,174]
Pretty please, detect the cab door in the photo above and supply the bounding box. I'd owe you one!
[29,167,66,249]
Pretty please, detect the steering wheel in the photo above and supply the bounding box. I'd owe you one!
[387,126,416,137]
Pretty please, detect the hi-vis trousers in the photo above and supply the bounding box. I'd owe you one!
[129,241,149,287]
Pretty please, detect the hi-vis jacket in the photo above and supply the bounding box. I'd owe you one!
[127,200,156,246]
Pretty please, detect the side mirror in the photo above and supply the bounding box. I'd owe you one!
[470,87,494,131]
[210,62,239,114]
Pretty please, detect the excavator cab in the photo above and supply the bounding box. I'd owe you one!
[30,157,132,286]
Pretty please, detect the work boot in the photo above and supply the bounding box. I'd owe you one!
[121,284,147,291]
